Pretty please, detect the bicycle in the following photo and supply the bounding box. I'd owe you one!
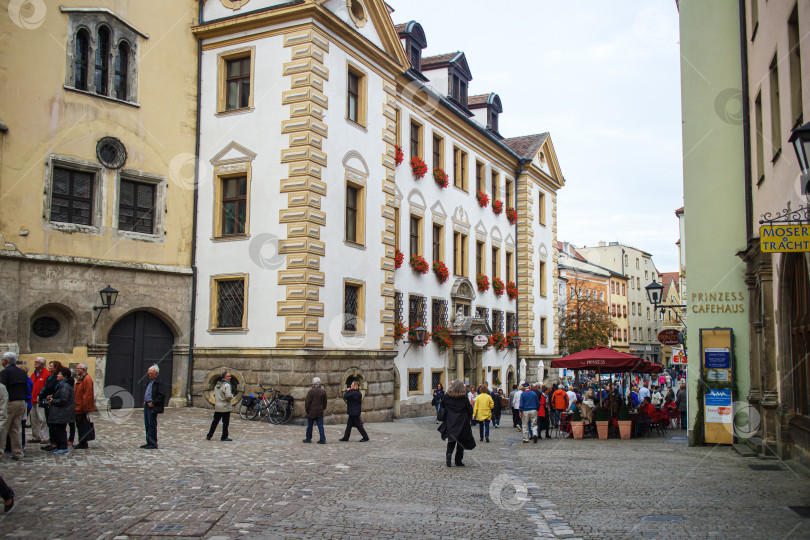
[239,385,294,424]
[239,384,273,420]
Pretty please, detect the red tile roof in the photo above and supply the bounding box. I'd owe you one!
[467,94,489,107]
[421,52,461,68]
[503,133,549,159]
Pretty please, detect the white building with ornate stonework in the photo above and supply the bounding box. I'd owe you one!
[191,0,564,421]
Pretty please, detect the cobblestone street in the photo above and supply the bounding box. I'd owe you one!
[1,408,809,539]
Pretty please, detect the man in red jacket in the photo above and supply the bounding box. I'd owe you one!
[29,357,50,444]
[73,363,95,449]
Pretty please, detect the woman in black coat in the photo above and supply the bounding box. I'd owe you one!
[438,379,476,467]
[46,368,75,455]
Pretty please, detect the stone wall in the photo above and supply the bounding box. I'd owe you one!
[192,348,398,424]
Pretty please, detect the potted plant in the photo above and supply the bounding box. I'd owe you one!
[476,191,489,208]
[570,408,585,440]
[506,281,518,300]
[432,260,449,284]
[488,332,508,351]
[476,273,490,292]
[394,249,404,269]
[410,156,428,179]
[431,325,452,352]
[492,200,503,215]
[409,254,429,274]
[492,277,505,297]
[433,167,449,189]
[595,407,609,440]
[393,320,407,343]
[506,331,520,349]
[506,207,517,224]
[618,402,632,440]
[394,145,404,166]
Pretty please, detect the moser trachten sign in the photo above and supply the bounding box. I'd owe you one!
[760,224,810,252]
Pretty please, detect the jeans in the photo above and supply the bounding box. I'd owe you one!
[434,403,442,419]
[143,406,159,447]
[554,408,565,427]
[478,418,490,439]
[306,416,325,442]
[521,410,538,441]
[512,408,521,428]
[68,421,76,443]
[207,412,230,440]
[681,411,687,429]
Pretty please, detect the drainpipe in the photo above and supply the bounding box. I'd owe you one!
[513,158,530,383]
[186,3,203,405]
[739,0,753,241]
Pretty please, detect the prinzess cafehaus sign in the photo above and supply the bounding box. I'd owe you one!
[760,224,810,252]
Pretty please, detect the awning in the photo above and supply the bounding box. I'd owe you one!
[550,346,650,373]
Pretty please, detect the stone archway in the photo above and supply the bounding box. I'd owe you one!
[342,367,368,398]
[202,366,245,407]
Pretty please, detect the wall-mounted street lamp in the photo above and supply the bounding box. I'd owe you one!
[646,279,686,327]
[93,285,119,328]
[789,121,810,173]
[403,325,427,357]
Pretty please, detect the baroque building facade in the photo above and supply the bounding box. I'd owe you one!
[190,0,563,421]
[0,1,198,407]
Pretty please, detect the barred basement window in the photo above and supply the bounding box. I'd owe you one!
[408,370,422,395]
[51,167,94,226]
[344,284,359,332]
[216,278,245,329]
[118,179,155,234]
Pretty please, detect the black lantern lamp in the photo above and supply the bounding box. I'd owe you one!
[789,121,810,173]
[93,285,119,327]
[645,279,664,309]
[403,325,427,357]
[511,336,521,349]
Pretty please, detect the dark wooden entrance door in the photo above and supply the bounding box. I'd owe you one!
[106,311,174,409]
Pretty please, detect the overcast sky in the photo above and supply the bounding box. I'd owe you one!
[389,1,684,273]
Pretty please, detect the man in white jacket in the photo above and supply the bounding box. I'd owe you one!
[509,384,522,431]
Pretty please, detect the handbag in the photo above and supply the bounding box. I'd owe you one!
[78,420,96,442]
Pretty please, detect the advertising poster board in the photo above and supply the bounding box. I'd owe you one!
[700,329,734,445]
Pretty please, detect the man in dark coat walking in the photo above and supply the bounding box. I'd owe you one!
[303,377,327,444]
[339,381,369,442]
[438,379,476,467]
[141,365,165,450]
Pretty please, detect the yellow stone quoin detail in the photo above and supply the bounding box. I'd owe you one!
[277,29,331,348]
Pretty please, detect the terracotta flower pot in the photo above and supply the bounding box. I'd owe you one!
[570,420,584,439]
[618,420,632,440]
[596,420,609,439]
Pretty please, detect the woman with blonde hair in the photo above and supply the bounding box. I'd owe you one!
[473,384,494,443]
[438,379,476,467]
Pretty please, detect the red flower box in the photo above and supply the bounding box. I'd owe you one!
[410,156,428,179]
[394,145,404,166]
[433,260,449,284]
[507,281,518,300]
[492,200,503,215]
[410,254,429,274]
[492,277,505,297]
[393,320,407,343]
[432,325,453,352]
[476,273,490,292]
[394,249,404,269]
[433,167,449,189]
[476,191,489,208]
[506,207,517,224]
[488,332,507,351]
[506,331,520,349]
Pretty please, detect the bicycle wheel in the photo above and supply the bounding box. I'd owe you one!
[268,402,285,424]
[239,403,260,420]
[279,403,294,425]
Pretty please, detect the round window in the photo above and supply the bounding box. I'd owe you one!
[96,136,127,169]
[32,316,61,339]
[347,0,367,27]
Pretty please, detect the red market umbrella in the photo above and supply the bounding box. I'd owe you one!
[636,361,664,374]
[550,346,649,373]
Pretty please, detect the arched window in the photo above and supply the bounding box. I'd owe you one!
[95,26,110,95]
[115,40,129,100]
[74,29,90,90]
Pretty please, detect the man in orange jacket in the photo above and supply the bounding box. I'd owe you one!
[551,384,569,428]
[73,363,95,449]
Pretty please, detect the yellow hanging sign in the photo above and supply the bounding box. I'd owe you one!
[759,224,810,252]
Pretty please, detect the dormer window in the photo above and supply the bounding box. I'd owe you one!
[450,73,467,105]
[396,21,427,73]
[488,108,498,133]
